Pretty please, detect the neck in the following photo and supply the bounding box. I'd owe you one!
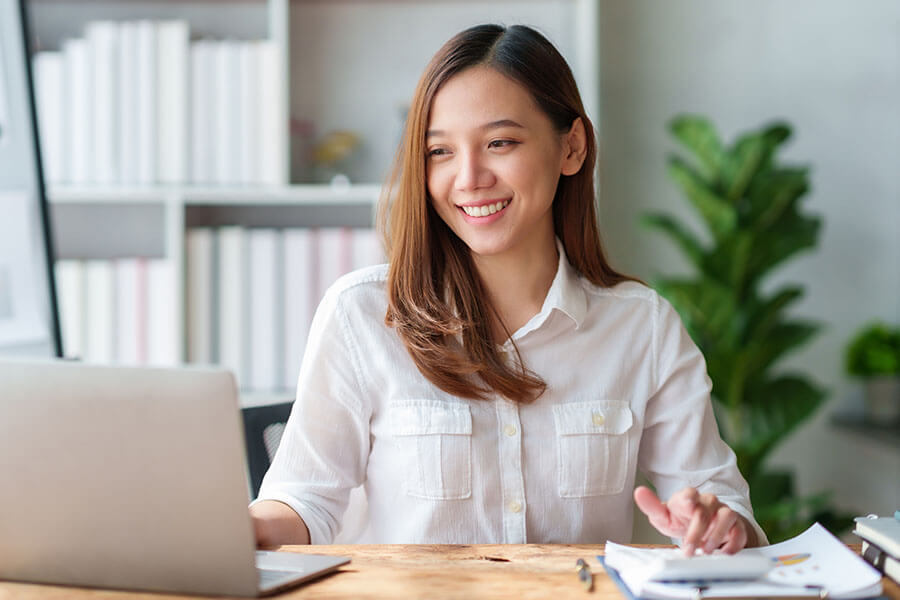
[471,233,559,343]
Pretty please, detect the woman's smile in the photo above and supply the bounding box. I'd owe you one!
[458,198,512,222]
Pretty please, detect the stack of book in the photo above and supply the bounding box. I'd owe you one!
[855,513,900,584]
[32,20,286,186]
[54,226,383,392]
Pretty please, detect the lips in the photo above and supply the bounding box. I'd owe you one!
[458,199,510,217]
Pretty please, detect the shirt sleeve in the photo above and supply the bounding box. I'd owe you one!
[637,293,768,546]
[251,284,371,545]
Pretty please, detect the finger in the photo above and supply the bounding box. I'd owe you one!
[702,506,738,554]
[666,487,700,525]
[634,486,671,529]
[720,521,748,554]
[682,503,713,556]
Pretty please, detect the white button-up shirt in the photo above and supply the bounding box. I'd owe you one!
[256,248,766,546]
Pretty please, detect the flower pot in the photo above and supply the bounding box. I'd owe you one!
[864,376,900,423]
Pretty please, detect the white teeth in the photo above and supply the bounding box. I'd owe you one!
[461,199,509,217]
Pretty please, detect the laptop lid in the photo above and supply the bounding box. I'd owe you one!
[0,360,262,596]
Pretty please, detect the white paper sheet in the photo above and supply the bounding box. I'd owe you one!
[605,523,883,599]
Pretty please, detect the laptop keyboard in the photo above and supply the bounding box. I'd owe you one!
[258,568,304,588]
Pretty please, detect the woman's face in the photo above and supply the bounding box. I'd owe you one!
[425,66,577,260]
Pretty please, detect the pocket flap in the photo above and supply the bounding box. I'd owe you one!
[390,400,472,436]
[553,401,633,435]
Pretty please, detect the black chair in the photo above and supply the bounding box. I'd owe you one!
[242,401,294,499]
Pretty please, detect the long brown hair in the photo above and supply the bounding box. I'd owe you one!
[379,24,632,403]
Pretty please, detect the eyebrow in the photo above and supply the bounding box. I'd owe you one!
[425,119,525,139]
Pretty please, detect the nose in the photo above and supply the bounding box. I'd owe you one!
[454,149,495,192]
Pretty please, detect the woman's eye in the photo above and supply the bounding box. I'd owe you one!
[489,139,518,149]
[427,148,448,157]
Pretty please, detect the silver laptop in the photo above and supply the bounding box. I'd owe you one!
[0,359,349,597]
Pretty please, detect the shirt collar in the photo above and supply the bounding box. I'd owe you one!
[510,238,588,342]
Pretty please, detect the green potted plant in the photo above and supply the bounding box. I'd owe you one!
[644,114,853,542]
[845,322,900,422]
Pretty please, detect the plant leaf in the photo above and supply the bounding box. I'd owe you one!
[744,286,805,346]
[745,214,821,285]
[743,321,822,379]
[669,115,725,181]
[641,213,706,269]
[745,168,809,231]
[668,157,737,241]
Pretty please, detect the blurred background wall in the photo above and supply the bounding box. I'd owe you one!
[598,0,899,540]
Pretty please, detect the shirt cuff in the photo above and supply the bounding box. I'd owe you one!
[250,491,333,545]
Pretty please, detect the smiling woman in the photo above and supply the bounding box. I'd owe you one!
[250,24,766,554]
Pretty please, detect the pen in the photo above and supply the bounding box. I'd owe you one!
[576,558,593,592]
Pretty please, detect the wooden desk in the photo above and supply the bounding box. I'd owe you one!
[1,544,899,599]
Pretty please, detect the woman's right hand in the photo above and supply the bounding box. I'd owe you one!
[249,500,311,547]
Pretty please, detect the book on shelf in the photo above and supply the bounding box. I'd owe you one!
[118,21,139,185]
[146,259,178,366]
[86,21,118,185]
[62,38,90,185]
[135,20,157,185]
[114,258,145,366]
[217,225,247,383]
[247,229,281,391]
[34,19,286,187]
[54,258,177,366]
[186,228,214,365]
[282,228,315,391]
[84,259,115,364]
[54,226,383,390]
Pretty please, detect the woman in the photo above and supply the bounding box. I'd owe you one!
[250,24,765,554]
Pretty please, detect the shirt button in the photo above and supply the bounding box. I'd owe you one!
[507,500,522,513]
[503,424,517,436]
[592,413,605,426]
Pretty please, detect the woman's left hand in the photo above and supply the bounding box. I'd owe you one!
[634,485,758,555]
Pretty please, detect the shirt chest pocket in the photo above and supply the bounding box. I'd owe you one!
[390,400,472,500]
[553,401,633,497]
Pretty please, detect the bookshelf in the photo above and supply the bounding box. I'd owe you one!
[29,0,600,401]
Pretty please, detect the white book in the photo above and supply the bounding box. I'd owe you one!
[146,259,178,366]
[238,42,260,185]
[282,228,314,390]
[118,21,139,185]
[190,41,214,184]
[217,226,246,386]
[247,229,280,390]
[258,40,287,185]
[135,20,158,184]
[32,52,66,184]
[84,259,115,364]
[114,258,142,365]
[351,228,384,270]
[86,21,119,184]
[54,260,85,360]
[157,20,189,184]
[63,38,91,184]
[186,227,214,364]
[213,41,241,185]
[316,227,353,303]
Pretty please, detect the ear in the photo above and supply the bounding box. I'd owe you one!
[560,117,588,176]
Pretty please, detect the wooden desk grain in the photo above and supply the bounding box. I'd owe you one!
[1,544,898,599]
